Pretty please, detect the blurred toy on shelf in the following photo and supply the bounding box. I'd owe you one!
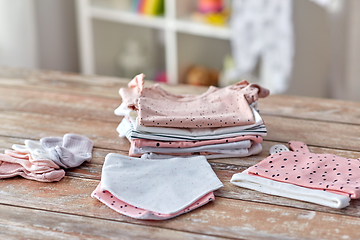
[192,0,230,26]
[185,65,219,86]
[154,70,167,83]
[197,0,224,13]
[131,0,164,16]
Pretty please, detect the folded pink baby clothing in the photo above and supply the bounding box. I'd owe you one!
[0,134,93,183]
[0,160,65,182]
[0,152,57,174]
[92,182,215,220]
[5,150,60,169]
[0,148,65,182]
[246,141,360,198]
[132,135,263,148]
[119,73,145,111]
[119,74,269,128]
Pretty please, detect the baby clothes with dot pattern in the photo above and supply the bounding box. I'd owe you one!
[129,104,266,137]
[116,116,264,159]
[230,140,360,208]
[117,117,266,142]
[132,135,263,149]
[100,153,223,214]
[92,182,215,220]
[248,141,360,198]
[119,74,269,128]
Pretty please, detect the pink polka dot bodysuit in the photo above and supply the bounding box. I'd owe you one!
[119,73,270,128]
[247,141,360,198]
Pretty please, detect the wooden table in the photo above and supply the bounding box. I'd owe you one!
[1,66,360,240]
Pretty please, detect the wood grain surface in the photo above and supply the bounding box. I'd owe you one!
[0,66,359,239]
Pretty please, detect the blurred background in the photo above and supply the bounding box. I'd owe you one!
[0,0,359,101]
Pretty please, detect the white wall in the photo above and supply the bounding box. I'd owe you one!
[0,0,39,69]
[35,0,79,72]
[0,0,79,72]
[286,0,332,98]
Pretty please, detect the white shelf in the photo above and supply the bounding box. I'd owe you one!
[91,6,231,40]
[76,0,231,84]
[91,7,166,29]
[175,19,230,40]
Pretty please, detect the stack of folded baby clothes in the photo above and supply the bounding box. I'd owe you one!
[0,133,93,182]
[115,74,270,159]
[92,153,223,220]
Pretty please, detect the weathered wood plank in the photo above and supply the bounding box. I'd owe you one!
[0,110,130,151]
[0,67,208,98]
[0,176,359,239]
[0,204,225,240]
[258,94,360,125]
[0,87,121,122]
[0,67,128,98]
[263,115,360,152]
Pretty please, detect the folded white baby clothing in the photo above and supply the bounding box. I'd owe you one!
[100,153,223,214]
[13,140,53,162]
[231,170,350,209]
[130,125,266,141]
[140,143,263,160]
[92,182,215,220]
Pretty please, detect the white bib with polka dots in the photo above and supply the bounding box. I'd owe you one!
[101,153,223,214]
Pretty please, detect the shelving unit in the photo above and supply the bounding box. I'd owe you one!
[76,0,232,84]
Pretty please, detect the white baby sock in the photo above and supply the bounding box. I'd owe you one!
[12,140,54,163]
[40,134,93,168]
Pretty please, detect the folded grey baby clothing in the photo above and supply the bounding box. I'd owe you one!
[40,133,93,168]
